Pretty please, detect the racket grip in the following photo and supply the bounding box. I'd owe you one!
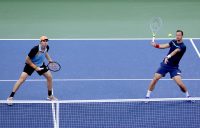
[38,67,44,70]
[152,36,155,42]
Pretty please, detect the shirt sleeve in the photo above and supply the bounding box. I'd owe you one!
[28,46,38,59]
[168,40,173,47]
[179,44,186,52]
[47,45,49,52]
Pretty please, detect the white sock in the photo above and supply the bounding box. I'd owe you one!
[146,90,152,97]
[185,91,190,97]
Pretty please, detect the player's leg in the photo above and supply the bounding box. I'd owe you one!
[42,71,57,100]
[172,75,190,97]
[170,68,190,97]
[146,65,168,98]
[43,71,53,94]
[146,73,163,98]
[148,73,163,91]
[7,72,29,105]
[11,72,29,93]
[7,64,34,103]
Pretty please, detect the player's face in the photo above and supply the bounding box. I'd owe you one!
[176,32,183,41]
[40,39,48,48]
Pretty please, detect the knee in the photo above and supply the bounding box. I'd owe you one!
[153,76,160,81]
[46,75,53,81]
[18,77,26,83]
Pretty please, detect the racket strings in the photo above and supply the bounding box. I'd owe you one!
[150,17,163,34]
[48,63,60,71]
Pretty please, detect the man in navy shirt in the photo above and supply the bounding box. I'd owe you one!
[146,30,190,98]
[7,36,57,104]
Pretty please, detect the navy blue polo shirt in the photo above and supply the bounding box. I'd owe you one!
[162,40,186,67]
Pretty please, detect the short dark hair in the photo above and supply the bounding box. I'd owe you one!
[176,30,183,36]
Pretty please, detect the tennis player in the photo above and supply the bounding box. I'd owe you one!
[146,30,190,98]
[7,36,57,103]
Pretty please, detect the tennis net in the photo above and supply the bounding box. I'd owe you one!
[1,98,200,128]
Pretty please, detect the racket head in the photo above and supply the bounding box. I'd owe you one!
[149,17,163,36]
[47,61,61,72]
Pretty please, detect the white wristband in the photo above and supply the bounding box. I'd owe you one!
[167,55,172,59]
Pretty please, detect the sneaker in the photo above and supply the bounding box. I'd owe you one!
[145,97,150,103]
[47,95,58,101]
[7,97,13,106]
[187,96,195,103]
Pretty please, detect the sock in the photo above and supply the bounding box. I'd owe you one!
[48,90,52,96]
[185,91,190,97]
[9,92,15,97]
[146,90,152,98]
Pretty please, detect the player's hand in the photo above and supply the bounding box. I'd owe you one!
[151,42,156,47]
[164,57,169,64]
[49,60,53,63]
[35,67,44,71]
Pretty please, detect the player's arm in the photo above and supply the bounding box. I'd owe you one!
[25,56,37,69]
[164,48,181,64]
[168,48,181,57]
[151,42,170,49]
[45,53,53,62]
[26,56,44,71]
[45,46,53,62]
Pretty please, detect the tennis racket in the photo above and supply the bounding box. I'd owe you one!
[149,17,163,42]
[47,61,61,72]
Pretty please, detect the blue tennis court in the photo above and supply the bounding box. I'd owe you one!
[0,39,200,128]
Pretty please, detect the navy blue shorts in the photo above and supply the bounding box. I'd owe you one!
[23,63,48,76]
[156,64,181,78]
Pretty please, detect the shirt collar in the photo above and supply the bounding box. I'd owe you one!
[39,44,47,52]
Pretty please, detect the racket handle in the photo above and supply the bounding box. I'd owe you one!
[38,67,44,71]
[152,36,155,42]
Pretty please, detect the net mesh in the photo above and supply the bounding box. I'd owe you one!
[0,102,54,128]
[1,98,200,128]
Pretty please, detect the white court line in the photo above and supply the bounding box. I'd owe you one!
[0,38,199,40]
[190,38,200,58]
[0,78,200,82]
[1,97,200,103]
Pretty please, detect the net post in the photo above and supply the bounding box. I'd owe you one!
[56,102,59,128]
[52,102,57,128]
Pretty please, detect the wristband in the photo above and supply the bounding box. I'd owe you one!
[34,66,38,70]
[155,44,160,48]
[167,55,172,59]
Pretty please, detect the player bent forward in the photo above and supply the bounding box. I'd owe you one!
[7,36,57,105]
[146,30,191,98]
